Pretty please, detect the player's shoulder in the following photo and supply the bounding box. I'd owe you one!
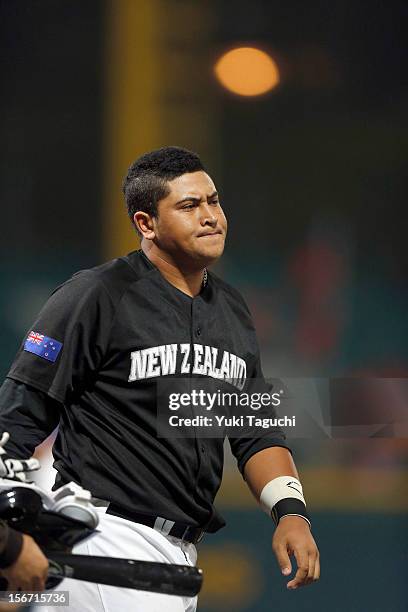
[209,271,252,317]
[56,250,151,305]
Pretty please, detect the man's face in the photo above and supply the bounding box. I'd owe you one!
[149,171,228,267]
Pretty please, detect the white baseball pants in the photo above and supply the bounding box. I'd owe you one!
[40,507,198,612]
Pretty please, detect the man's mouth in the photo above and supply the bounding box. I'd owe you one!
[197,230,223,237]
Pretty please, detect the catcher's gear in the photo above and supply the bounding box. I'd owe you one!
[0,483,203,596]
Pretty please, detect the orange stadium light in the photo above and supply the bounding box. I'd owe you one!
[214,46,280,96]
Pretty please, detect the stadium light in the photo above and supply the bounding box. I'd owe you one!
[214,47,280,96]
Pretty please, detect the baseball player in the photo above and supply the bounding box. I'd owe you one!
[0,146,319,611]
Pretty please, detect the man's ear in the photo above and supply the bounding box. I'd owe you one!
[134,211,156,240]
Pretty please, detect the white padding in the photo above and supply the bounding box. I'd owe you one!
[260,476,306,514]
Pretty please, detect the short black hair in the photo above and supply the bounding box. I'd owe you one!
[122,146,206,232]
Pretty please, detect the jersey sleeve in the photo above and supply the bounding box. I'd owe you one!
[228,294,292,475]
[7,272,115,403]
[0,378,61,457]
[228,351,293,475]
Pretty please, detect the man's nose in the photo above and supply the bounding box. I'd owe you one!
[200,203,217,226]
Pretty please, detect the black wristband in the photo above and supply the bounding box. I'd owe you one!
[271,498,311,527]
[0,527,24,569]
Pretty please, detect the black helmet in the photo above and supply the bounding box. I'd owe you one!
[0,487,42,530]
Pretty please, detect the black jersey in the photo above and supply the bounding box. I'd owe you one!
[4,250,290,531]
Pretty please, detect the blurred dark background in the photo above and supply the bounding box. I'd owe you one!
[1,1,407,610]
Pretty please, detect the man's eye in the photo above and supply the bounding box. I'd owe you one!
[210,199,219,206]
[183,203,196,209]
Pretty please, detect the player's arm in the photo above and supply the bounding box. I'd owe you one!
[0,520,49,592]
[229,294,320,589]
[244,446,320,590]
[0,379,60,457]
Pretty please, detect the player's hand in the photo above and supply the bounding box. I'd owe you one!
[272,515,320,590]
[0,534,49,592]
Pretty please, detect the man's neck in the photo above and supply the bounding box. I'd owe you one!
[141,242,205,298]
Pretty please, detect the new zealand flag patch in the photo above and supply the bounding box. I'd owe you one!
[24,331,62,363]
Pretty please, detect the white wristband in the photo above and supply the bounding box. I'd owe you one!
[260,476,311,528]
[260,476,305,512]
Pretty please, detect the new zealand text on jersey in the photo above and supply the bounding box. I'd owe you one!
[128,343,247,390]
